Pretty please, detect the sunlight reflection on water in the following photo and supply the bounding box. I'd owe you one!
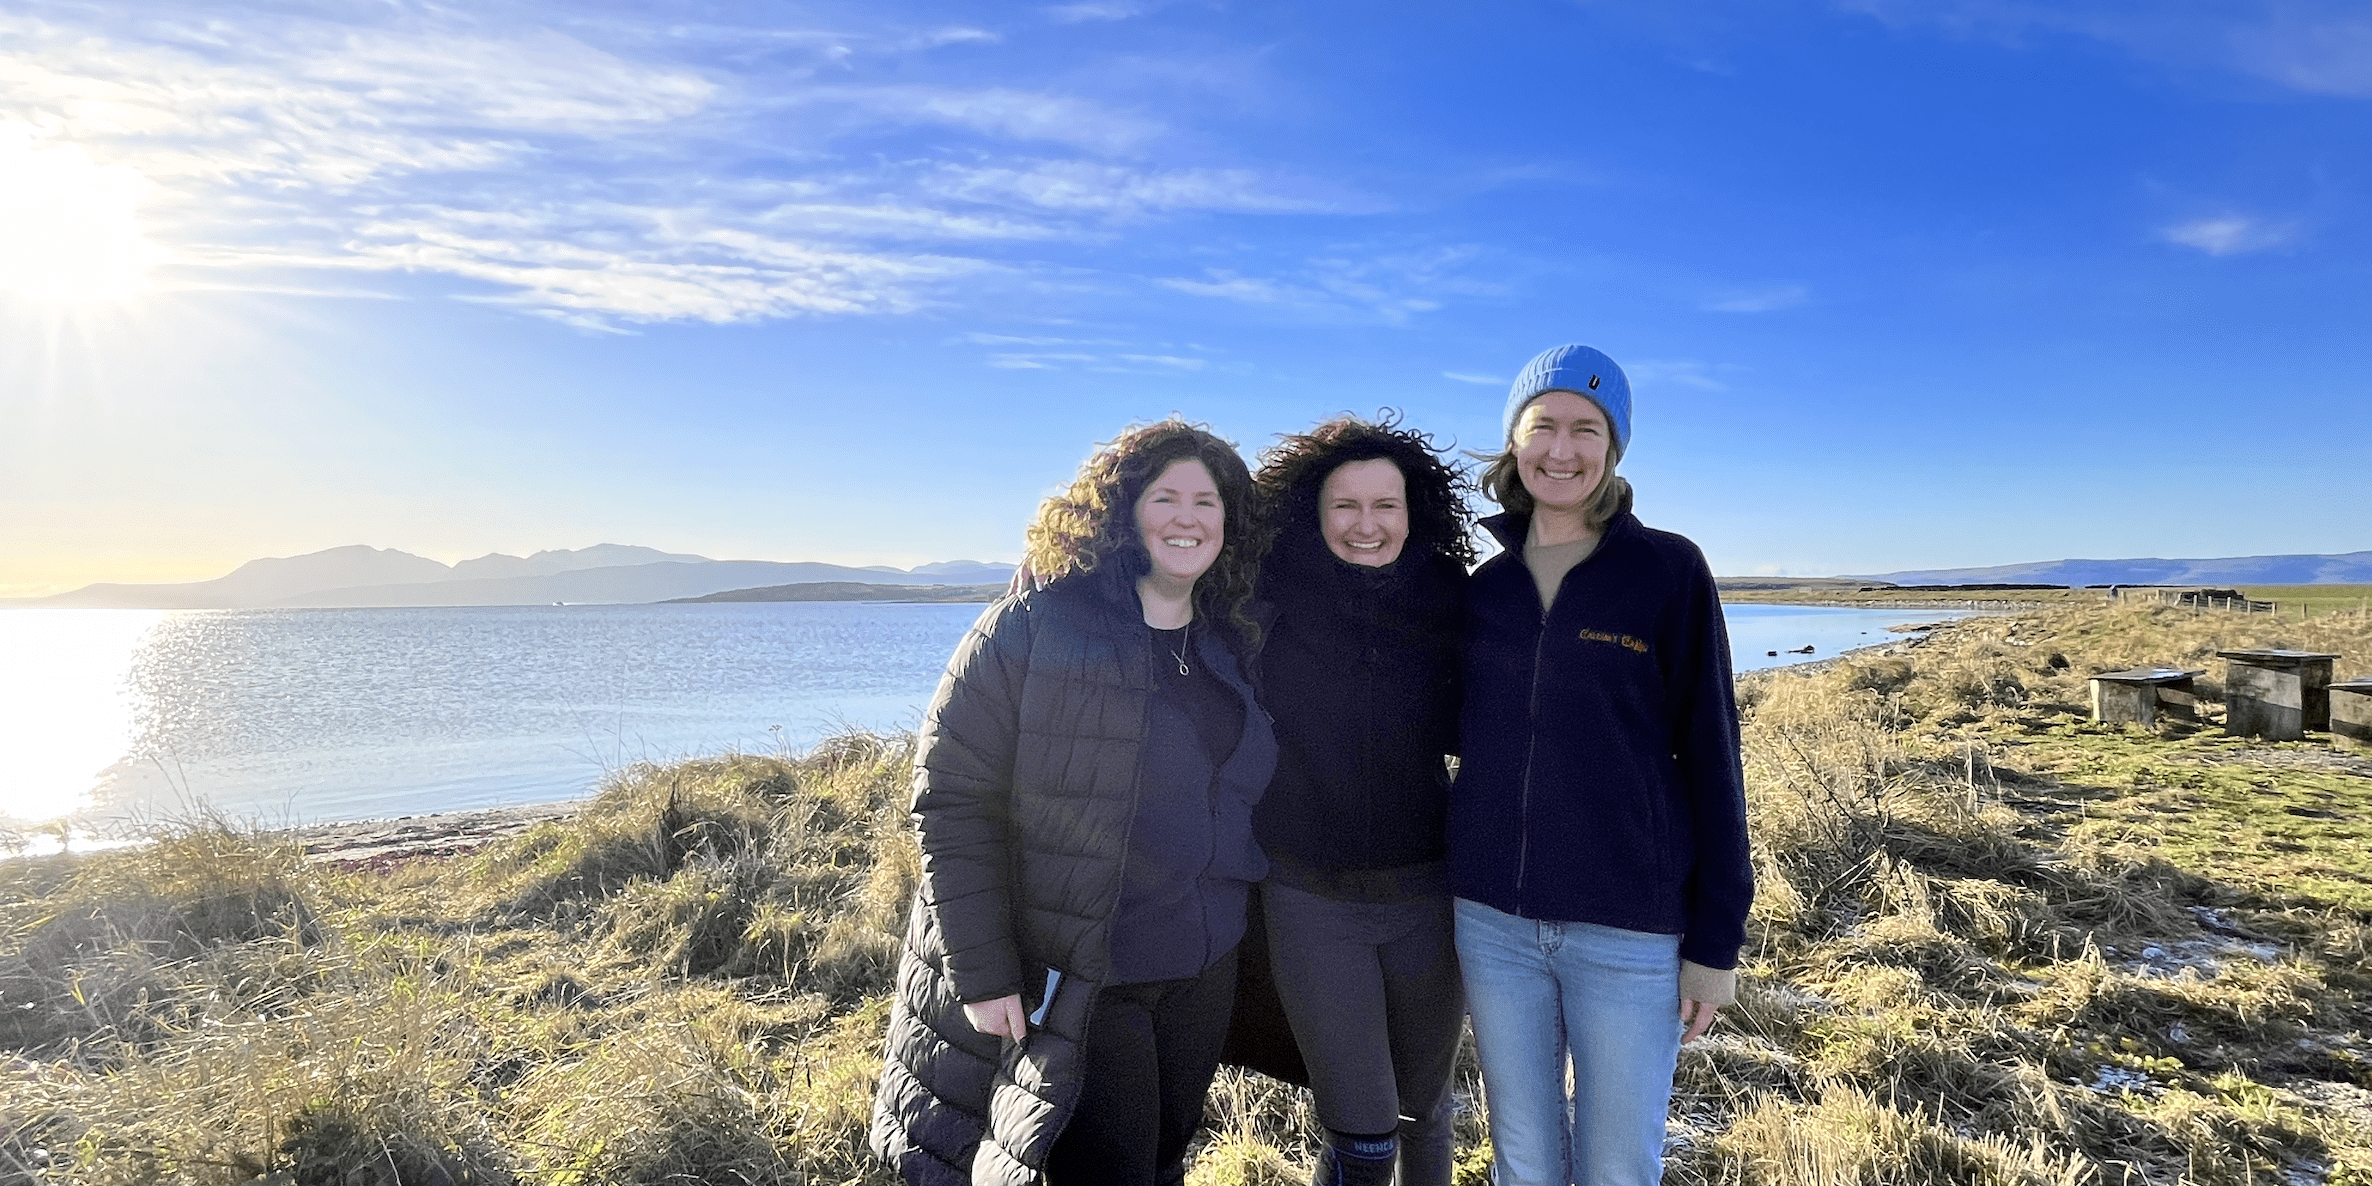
[0,600,1978,833]
[2,603,987,831]
[0,609,164,823]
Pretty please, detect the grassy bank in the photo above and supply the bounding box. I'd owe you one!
[3,599,2369,1185]
[1719,583,2107,609]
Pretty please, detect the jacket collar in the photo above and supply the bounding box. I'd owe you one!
[1479,509,1640,556]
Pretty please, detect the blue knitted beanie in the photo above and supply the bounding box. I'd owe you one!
[1504,344,1631,453]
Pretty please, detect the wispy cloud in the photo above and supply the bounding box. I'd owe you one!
[952,331,1127,346]
[1624,359,1738,391]
[925,161,1350,215]
[0,3,1372,327]
[1045,2,1158,23]
[0,14,712,190]
[952,327,1213,371]
[2226,11,2372,98]
[1158,271,1297,304]
[2160,213,2296,256]
[1442,371,1504,386]
[986,348,1207,372]
[799,86,1160,152]
[1701,284,1807,313]
[340,210,981,326]
[1840,0,2372,99]
[1157,247,1489,324]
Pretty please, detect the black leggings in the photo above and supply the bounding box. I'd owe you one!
[1046,947,1240,1186]
[1264,881,1465,1183]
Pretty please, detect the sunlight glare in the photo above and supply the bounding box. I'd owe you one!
[0,610,164,823]
[0,130,162,303]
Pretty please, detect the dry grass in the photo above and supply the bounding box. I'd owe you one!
[2,600,2368,1185]
[1696,598,2372,1186]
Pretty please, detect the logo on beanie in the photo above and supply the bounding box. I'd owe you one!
[1588,375,1601,391]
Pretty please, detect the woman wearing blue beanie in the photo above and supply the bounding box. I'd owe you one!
[1449,345,1753,1186]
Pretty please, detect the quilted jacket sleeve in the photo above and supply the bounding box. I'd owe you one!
[911,595,1036,1005]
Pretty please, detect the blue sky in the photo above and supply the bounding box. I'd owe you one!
[3,0,2368,595]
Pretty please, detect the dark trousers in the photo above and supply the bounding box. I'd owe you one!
[1046,946,1240,1186]
[1265,881,1466,1185]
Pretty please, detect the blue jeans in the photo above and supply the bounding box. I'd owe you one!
[1452,898,1681,1186]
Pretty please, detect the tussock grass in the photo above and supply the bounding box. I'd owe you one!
[3,599,2368,1184]
[2,740,918,1186]
[1689,598,2372,1186]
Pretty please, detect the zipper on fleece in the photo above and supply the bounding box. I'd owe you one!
[1513,573,1549,907]
[1510,525,1610,911]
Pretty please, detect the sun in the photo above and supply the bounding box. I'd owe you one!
[0,132,162,303]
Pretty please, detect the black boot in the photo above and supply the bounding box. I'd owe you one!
[1312,1129,1398,1186]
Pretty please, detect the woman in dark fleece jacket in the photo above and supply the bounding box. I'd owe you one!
[871,421,1278,1186]
[1249,417,1471,1186]
[1450,345,1753,1186]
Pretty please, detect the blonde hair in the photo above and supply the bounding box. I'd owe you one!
[1474,437,1633,526]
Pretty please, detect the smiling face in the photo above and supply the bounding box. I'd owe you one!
[1132,458,1225,588]
[1318,457,1410,567]
[1512,391,1613,514]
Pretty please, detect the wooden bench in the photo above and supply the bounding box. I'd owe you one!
[2217,650,2340,740]
[2331,679,2372,744]
[2089,667,2204,730]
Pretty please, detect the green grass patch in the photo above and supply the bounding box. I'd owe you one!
[2240,584,2372,619]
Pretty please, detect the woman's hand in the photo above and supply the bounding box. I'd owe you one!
[1679,996,1721,1043]
[1678,960,1736,1043]
[963,994,1029,1039]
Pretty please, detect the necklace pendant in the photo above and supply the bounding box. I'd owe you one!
[1176,656,1191,676]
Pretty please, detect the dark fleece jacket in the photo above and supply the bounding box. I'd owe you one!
[1252,530,1464,877]
[1448,511,1753,970]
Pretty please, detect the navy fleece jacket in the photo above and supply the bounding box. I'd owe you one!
[1448,511,1754,970]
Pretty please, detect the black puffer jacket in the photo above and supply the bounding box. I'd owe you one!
[869,575,1274,1186]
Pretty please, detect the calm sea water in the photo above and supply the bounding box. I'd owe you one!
[0,601,1966,832]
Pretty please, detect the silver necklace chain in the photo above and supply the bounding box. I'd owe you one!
[1163,618,1191,676]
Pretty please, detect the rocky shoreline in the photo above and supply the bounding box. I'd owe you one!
[288,799,585,872]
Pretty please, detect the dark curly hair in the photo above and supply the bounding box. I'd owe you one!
[1024,420,1263,649]
[1254,412,1477,568]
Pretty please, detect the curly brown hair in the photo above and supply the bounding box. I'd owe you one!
[1254,412,1477,567]
[1023,420,1264,649]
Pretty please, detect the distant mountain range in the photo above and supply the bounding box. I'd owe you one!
[10,545,1017,609]
[16,544,2363,610]
[1861,550,2372,588]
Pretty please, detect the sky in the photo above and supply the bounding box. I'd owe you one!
[3,0,2369,597]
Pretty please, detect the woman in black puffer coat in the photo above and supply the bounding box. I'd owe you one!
[871,420,1278,1186]
[1249,416,1472,1186]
